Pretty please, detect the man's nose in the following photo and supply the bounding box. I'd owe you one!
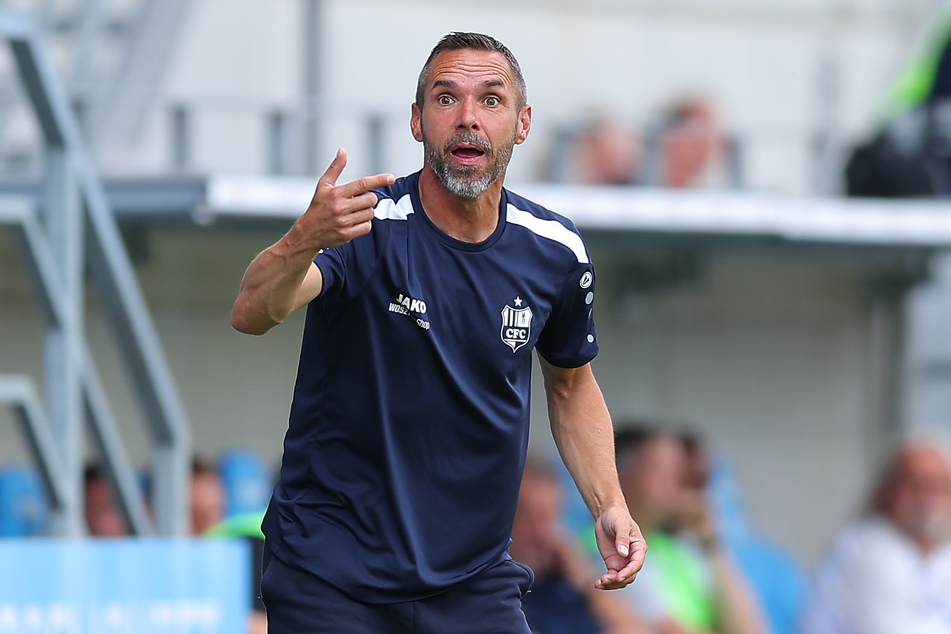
[457,97,479,129]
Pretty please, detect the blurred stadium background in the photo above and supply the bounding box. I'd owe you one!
[1,0,951,629]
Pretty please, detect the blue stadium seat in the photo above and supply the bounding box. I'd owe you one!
[0,465,49,537]
[217,449,272,517]
[709,456,808,634]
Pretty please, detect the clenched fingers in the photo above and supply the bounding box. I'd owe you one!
[300,149,395,249]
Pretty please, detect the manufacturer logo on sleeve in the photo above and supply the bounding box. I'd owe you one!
[501,297,533,352]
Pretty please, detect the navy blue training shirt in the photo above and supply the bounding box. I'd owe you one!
[263,171,599,603]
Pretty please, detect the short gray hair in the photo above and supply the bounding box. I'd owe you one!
[415,32,527,110]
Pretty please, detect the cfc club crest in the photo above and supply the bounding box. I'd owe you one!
[501,298,533,352]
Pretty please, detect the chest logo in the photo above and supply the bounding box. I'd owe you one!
[501,297,533,352]
[389,293,431,330]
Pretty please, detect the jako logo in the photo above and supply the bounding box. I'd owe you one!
[388,293,431,330]
[392,293,427,314]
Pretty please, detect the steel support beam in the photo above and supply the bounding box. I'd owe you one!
[0,12,190,537]
[0,375,67,513]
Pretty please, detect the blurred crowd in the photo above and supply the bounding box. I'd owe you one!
[83,451,272,634]
[539,96,738,191]
[515,425,951,634]
[544,92,951,201]
[3,426,951,634]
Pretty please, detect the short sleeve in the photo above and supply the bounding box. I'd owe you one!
[314,218,391,304]
[535,256,599,368]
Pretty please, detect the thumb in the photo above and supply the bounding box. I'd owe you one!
[615,529,631,558]
[318,148,348,188]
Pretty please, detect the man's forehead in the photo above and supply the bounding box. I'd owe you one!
[427,49,516,88]
[897,445,951,477]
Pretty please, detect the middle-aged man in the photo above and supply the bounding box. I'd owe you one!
[614,427,768,634]
[800,435,951,634]
[231,32,645,632]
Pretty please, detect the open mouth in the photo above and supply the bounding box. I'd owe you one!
[450,144,486,161]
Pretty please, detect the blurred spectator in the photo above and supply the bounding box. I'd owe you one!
[511,456,649,634]
[844,130,935,198]
[655,97,730,189]
[573,116,641,185]
[191,456,225,536]
[84,464,127,537]
[799,434,951,634]
[847,13,951,198]
[679,431,807,634]
[615,426,769,634]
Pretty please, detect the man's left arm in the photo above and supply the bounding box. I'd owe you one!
[539,356,647,590]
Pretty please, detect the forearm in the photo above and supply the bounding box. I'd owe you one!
[232,148,390,335]
[544,362,624,517]
[231,224,322,335]
[541,358,645,588]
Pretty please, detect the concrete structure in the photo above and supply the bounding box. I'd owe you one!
[2,0,950,563]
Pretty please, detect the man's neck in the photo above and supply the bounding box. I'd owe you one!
[417,168,504,243]
[882,513,942,556]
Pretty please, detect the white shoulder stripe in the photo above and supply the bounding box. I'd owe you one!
[506,204,589,264]
[374,193,414,220]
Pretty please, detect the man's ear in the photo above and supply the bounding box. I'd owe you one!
[515,104,532,145]
[411,103,423,142]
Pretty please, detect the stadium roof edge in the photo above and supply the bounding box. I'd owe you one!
[5,173,951,249]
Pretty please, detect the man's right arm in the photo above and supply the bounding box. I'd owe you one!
[230,148,394,335]
[230,245,325,335]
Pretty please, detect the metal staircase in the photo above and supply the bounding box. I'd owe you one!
[0,11,190,537]
[0,0,189,174]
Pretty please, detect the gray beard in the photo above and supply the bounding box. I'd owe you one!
[904,508,951,546]
[423,129,515,199]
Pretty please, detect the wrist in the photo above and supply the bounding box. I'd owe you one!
[593,494,629,519]
[278,225,325,268]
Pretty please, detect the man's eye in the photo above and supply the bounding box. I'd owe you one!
[438,95,453,105]
[485,96,500,107]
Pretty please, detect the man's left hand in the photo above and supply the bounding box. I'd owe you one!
[593,506,647,590]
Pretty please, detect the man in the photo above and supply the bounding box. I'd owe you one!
[83,464,127,537]
[657,97,728,189]
[231,32,644,632]
[800,436,951,634]
[512,457,649,634]
[614,428,767,634]
[190,457,225,536]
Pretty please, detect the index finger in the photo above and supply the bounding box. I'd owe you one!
[596,572,636,590]
[337,172,396,199]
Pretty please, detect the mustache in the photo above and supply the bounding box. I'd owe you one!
[443,131,492,154]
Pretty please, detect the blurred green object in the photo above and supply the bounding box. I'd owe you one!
[204,509,265,540]
[884,1,951,116]
[646,532,718,631]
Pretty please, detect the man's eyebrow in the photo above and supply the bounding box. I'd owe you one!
[431,79,507,91]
